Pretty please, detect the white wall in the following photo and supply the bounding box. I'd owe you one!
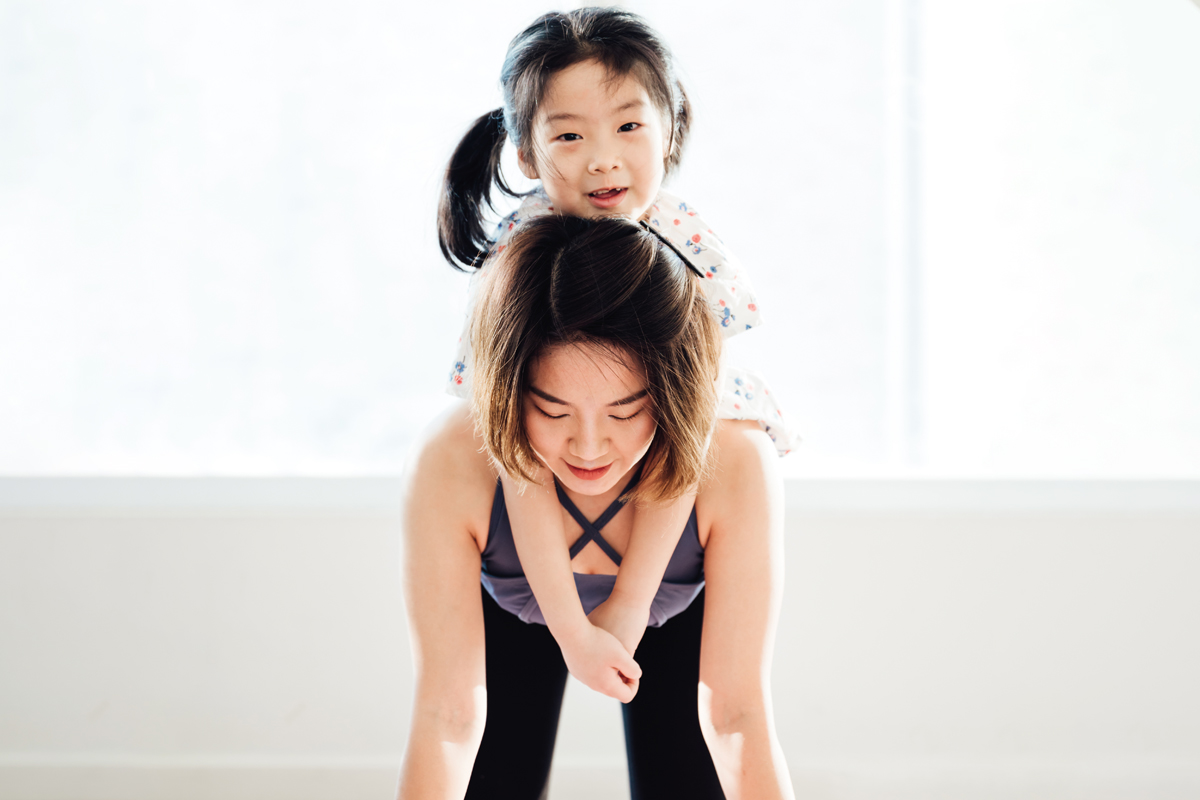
[2,479,1198,799]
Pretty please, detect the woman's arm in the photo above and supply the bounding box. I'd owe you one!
[695,420,796,800]
[396,403,493,800]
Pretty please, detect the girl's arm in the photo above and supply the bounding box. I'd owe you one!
[587,490,696,654]
[500,471,642,703]
[396,404,491,800]
[695,419,796,800]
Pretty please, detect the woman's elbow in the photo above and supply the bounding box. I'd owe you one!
[414,683,488,747]
[697,680,771,741]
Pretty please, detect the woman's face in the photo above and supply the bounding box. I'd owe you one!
[524,342,657,497]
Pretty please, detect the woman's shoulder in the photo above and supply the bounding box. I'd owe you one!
[402,400,497,546]
[695,419,781,544]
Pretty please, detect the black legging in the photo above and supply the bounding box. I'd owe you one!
[465,586,725,800]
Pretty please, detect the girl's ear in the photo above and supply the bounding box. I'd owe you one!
[516,147,539,180]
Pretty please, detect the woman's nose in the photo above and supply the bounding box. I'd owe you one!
[569,421,608,460]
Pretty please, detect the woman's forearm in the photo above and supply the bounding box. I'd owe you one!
[708,726,795,800]
[397,695,487,800]
[698,693,795,800]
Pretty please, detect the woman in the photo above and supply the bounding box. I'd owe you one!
[397,216,793,799]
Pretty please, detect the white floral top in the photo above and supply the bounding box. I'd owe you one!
[446,188,800,455]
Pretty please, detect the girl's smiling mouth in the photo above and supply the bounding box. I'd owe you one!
[587,187,627,209]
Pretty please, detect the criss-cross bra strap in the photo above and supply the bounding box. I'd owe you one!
[555,467,645,567]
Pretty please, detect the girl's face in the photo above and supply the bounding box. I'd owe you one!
[524,342,657,498]
[518,59,669,221]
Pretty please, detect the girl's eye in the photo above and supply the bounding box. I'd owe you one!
[535,405,568,420]
[610,409,644,422]
[557,133,582,142]
[618,122,641,133]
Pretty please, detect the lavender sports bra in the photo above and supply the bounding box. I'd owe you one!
[479,475,706,628]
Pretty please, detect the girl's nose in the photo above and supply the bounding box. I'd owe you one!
[587,141,621,174]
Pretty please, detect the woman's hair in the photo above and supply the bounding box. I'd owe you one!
[471,216,720,504]
[438,7,692,271]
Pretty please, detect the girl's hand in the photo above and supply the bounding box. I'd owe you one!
[557,621,642,703]
[587,595,650,656]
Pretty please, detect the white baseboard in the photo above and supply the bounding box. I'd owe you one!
[788,758,1200,800]
[0,757,398,800]
[548,761,629,800]
[3,757,1198,800]
[0,760,632,800]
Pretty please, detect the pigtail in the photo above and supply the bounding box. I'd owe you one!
[438,109,518,271]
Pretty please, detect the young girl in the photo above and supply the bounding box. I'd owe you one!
[437,7,798,701]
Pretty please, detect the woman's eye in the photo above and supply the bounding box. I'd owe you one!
[557,132,582,142]
[535,405,568,420]
[618,122,641,133]
[610,409,644,422]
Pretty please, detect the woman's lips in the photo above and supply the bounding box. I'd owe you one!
[566,462,612,481]
[587,187,627,209]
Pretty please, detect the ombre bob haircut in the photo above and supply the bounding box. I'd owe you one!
[470,215,722,504]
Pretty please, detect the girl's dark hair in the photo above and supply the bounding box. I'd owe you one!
[438,7,692,271]
[470,216,720,504]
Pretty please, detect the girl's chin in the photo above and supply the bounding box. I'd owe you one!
[568,198,650,221]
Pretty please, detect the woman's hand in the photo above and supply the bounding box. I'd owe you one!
[556,620,643,703]
[587,594,650,656]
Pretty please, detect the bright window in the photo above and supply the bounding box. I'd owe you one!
[1,0,1197,477]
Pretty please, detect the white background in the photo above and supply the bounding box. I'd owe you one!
[1,0,1198,477]
[2,5,1199,798]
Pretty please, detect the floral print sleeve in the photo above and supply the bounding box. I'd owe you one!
[644,190,763,337]
[718,365,800,455]
[444,189,800,456]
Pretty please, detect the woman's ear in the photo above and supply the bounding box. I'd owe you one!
[516,147,539,180]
